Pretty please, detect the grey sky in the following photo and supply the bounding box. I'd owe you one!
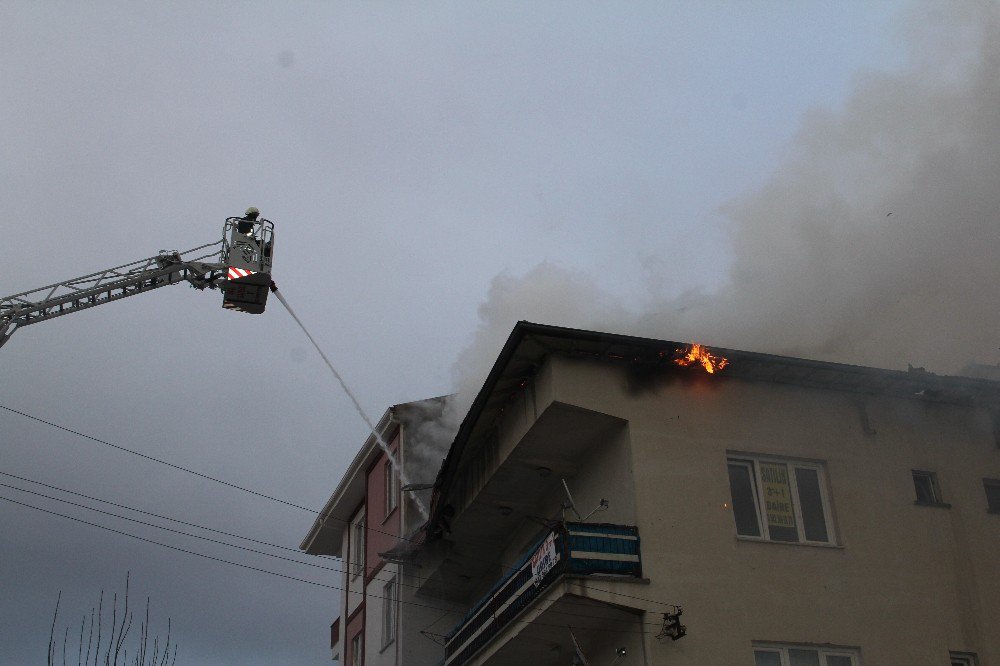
[5,1,989,664]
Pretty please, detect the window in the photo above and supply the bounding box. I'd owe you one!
[350,631,363,666]
[753,644,859,665]
[912,470,948,507]
[384,459,399,517]
[381,576,397,649]
[728,456,834,544]
[330,617,340,650]
[951,652,978,666]
[351,517,366,579]
[983,479,1000,514]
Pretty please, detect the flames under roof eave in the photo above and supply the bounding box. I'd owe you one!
[427,321,1000,537]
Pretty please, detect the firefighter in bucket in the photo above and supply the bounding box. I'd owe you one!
[221,207,274,314]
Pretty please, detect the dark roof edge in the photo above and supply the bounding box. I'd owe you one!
[426,320,1000,535]
[427,321,536,531]
[427,321,665,532]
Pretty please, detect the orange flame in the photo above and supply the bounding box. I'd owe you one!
[673,343,729,374]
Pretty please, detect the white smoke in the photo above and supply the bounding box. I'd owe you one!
[414,2,1000,479]
[471,1,1000,379]
[633,1,1000,373]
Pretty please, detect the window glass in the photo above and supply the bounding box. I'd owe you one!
[382,577,397,647]
[756,644,858,666]
[729,462,761,537]
[352,518,366,578]
[912,471,939,503]
[983,480,1000,514]
[754,650,782,666]
[350,633,362,666]
[796,467,829,542]
[729,456,834,544]
[788,648,821,666]
[385,460,399,515]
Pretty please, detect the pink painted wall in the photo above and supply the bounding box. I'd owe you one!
[365,430,401,582]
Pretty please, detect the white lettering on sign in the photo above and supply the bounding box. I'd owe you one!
[530,533,559,587]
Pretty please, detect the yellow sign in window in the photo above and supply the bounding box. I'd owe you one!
[760,462,796,528]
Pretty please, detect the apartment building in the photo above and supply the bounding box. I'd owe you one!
[300,397,461,666]
[304,322,1000,665]
[416,322,1000,665]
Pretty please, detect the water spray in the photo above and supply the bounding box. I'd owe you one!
[270,282,429,521]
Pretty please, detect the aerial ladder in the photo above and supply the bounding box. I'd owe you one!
[0,211,275,349]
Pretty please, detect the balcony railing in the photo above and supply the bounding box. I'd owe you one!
[443,522,641,665]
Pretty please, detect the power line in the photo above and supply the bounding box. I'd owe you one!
[0,482,342,575]
[0,403,422,546]
[0,406,680,613]
[1,464,677,618]
[0,470,306,556]
[2,495,670,634]
[0,403,315,512]
[0,494,447,614]
[0,472,458,593]
[0,476,672,622]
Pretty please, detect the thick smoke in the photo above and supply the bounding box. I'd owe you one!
[413,2,1000,481]
[395,397,457,532]
[634,1,1000,373]
[471,1,1000,380]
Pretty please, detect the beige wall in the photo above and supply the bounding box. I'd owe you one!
[536,353,1000,664]
[398,565,463,666]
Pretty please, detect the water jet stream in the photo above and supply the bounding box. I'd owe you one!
[272,286,429,521]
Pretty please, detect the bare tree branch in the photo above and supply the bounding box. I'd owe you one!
[46,580,177,666]
[47,590,61,666]
[94,590,104,666]
[85,608,94,666]
[114,573,131,664]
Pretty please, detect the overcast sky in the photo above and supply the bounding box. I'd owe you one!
[3,2,996,664]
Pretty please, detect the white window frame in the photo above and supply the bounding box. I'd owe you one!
[350,632,362,666]
[951,652,978,666]
[384,459,399,517]
[728,454,836,545]
[753,643,860,665]
[381,575,398,649]
[351,516,366,580]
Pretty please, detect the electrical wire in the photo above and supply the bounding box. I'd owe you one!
[0,407,680,613]
[0,494,447,614]
[2,494,669,635]
[0,471,458,593]
[0,403,431,548]
[0,471,302,553]
[0,477,671,626]
[0,403,316,512]
[0,482,343,574]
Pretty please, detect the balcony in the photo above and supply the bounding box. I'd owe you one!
[443,522,641,666]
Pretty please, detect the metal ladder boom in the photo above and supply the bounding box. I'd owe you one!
[0,242,224,348]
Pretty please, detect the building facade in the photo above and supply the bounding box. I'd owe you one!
[305,322,1000,665]
[300,398,461,666]
[418,323,1000,665]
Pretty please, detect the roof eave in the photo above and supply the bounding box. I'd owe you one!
[299,407,399,555]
